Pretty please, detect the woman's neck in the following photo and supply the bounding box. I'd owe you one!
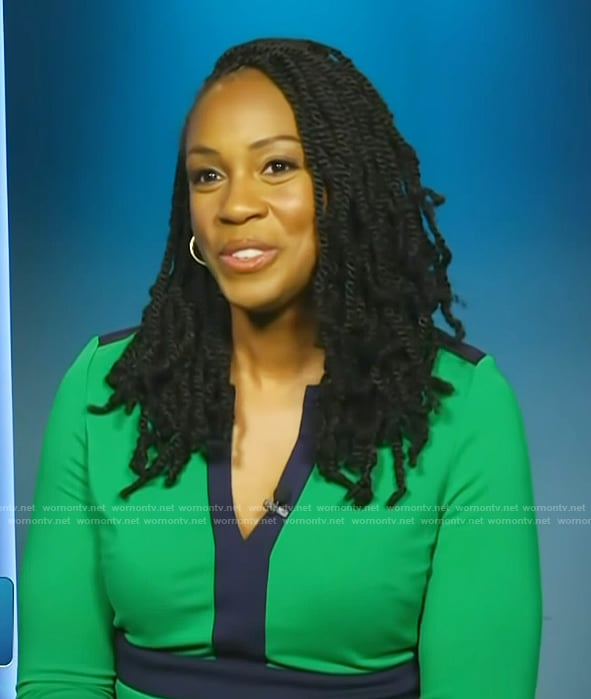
[228,303,325,391]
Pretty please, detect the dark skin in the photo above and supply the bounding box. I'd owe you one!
[185,68,325,539]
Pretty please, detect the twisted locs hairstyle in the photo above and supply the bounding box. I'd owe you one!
[89,37,467,509]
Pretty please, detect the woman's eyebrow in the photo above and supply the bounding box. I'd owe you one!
[186,134,301,156]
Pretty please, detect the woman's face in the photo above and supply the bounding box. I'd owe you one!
[184,68,318,315]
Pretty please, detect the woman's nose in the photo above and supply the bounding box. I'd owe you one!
[217,176,266,224]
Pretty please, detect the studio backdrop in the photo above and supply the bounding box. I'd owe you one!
[1,1,590,697]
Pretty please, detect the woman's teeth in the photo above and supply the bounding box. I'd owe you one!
[231,249,265,259]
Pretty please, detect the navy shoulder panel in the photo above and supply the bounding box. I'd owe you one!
[434,328,486,365]
[98,325,140,346]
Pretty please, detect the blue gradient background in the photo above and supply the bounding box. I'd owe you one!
[2,1,590,697]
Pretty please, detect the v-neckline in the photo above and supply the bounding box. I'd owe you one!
[206,384,319,661]
[208,383,319,544]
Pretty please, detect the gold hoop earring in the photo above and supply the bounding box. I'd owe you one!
[189,236,208,267]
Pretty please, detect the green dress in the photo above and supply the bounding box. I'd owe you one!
[15,328,542,698]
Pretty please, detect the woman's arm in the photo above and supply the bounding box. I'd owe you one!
[16,337,116,698]
[418,355,543,699]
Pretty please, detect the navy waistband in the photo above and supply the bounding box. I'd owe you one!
[114,630,420,699]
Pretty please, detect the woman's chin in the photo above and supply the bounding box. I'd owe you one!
[224,290,296,321]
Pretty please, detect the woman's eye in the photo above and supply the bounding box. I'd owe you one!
[190,170,220,185]
[264,160,297,175]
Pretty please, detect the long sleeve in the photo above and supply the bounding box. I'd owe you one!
[16,337,116,698]
[418,355,543,699]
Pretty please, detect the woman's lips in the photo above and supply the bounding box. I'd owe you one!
[219,238,276,255]
[218,248,279,272]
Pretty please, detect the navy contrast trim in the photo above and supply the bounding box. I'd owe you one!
[98,325,140,346]
[114,629,420,699]
[435,328,485,365]
[207,385,318,662]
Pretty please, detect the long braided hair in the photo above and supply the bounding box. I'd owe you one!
[89,38,466,508]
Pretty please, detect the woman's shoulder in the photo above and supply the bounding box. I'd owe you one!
[432,328,521,420]
[96,324,140,348]
[433,327,486,366]
[432,327,487,388]
[58,325,140,403]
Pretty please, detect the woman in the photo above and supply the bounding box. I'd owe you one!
[16,38,542,698]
